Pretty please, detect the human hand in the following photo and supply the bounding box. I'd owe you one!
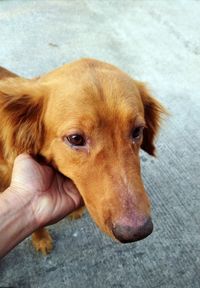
[10,154,83,227]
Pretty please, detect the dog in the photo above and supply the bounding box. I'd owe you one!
[0,59,166,254]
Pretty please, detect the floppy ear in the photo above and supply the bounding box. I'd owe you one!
[136,81,167,156]
[0,66,18,79]
[0,77,45,160]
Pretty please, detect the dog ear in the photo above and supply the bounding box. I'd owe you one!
[0,77,45,159]
[0,66,18,79]
[136,81,167,156]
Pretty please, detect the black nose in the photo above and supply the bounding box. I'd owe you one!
[112,217,153,243]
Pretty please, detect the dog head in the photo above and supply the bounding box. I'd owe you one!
[0,59,166,243]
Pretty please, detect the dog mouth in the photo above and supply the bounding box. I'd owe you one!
[37,155,83,201]
[57,174,153,244]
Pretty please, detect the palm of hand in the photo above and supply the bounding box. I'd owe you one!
[11,154,82,226]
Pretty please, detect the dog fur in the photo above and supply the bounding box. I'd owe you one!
[0,59,166,254]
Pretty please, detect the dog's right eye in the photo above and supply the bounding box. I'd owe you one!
[131,126,144,141]
[65,134,86,147]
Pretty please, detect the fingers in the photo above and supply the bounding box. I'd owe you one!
[11,154,83,227]
[63,179,83,208]
[46,192,83,226]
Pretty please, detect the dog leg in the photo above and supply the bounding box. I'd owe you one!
[32,228,53,255]
[68,207,85,220]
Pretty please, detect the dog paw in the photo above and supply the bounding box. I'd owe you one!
[32,228,53,255]
[69,207,85,220]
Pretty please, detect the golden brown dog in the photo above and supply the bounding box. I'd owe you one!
[0,59,166,254]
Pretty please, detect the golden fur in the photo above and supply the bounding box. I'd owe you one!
[0,59,166,254]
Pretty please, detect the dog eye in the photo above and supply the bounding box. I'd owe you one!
[131,126,144,141]
[66,134,86,146]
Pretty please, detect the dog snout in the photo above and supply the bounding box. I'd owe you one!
[111,217,153,243]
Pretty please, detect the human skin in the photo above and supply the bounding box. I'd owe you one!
[0,154,82,258]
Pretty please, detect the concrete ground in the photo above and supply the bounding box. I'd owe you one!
[0,0,200,287]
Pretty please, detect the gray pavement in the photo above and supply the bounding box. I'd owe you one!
[0,1,200,287]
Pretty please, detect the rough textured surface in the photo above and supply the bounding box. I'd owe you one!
[0,1,200,287]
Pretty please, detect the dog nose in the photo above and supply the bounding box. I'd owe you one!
[112,217,153,243]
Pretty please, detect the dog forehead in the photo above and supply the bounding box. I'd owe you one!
[50,64,142,108]
[44,62,144,130]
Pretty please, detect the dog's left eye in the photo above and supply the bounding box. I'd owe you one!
[131,126,144,141]
[66,134,86,146]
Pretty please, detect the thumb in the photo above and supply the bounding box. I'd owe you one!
[11,154,36,185]
[11,154,53,192]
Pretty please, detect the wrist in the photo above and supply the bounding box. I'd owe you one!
[0,187,39,258]
[4,186,39,230]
